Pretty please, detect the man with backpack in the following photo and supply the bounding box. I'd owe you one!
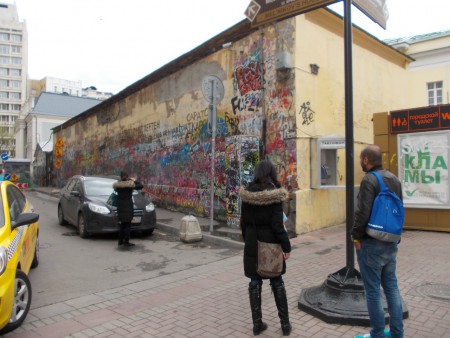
[352,145,404,338]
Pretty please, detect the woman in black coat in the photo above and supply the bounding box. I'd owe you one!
[113,171,143,247]
[240,159,292,336]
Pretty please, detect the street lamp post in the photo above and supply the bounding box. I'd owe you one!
[201,76,224,233]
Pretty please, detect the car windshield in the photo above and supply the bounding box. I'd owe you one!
[84,178,115,196]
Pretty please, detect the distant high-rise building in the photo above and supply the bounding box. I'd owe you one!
[0,2,27,157]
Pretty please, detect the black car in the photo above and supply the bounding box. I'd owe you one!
[57,175,156,238]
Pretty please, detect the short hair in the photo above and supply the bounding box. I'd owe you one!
[361,145,382,165]
[120,171,128,180]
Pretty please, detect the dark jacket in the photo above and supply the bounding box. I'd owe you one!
[113,179,144,223]
[240,184,291,279]
[352,166,403,240]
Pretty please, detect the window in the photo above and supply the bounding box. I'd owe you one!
[0,91,7,98]
[7,185,26,221]
[0,44,9,54]
[11,45,21,54]
[0,33,9,41]
[427,81,443,105]
[10,34,22,42]
[0,67,8,75]
[0,103,8,111]
[11,104,20,111]
[0,115,8,122]
[10,92,20,100]
[10,80,20,88]
[11,57,21,65]
[10,68,20,76]
[0,79,7,88]
[0,56,9,64]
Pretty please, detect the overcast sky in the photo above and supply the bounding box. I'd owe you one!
[11,0,450,94]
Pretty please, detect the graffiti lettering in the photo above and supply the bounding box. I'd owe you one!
[187,108,209,122]
[235,61,262,96]
[299,101,315,125]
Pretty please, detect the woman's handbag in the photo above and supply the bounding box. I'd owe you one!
[256,240,284,278]
[110,191,118,207]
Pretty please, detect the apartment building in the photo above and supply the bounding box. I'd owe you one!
[0,2,26,156]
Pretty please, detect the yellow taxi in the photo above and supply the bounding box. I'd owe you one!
[0,181,39,334]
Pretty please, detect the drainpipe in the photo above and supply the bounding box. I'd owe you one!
[259,26,266,160]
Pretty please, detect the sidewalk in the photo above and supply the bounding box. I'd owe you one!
[6,187,450,338]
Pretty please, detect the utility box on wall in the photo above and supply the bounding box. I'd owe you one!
[311,136,345,189]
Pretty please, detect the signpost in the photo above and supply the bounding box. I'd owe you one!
[245,0,340,27]
[201,75,224,233]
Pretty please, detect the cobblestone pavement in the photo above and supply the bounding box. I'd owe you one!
[5,190,450,337]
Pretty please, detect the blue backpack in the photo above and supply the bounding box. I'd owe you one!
[366,171,405,242]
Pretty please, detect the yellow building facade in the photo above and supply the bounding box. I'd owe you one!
[52,9,413,234]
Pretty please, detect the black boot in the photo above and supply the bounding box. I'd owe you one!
[272,284,291,336]
[123,236,135,247]
[248,284,267,336]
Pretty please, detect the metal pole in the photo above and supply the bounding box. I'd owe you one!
[344,0,355,269]
[210,81,216,233]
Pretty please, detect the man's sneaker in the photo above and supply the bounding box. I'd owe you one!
[354,329,392,338]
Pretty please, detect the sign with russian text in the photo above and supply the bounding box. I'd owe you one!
[390,104,450,134]
[398,131,450,209]
[245,0,339,27]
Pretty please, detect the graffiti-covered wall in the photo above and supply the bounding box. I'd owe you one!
[53,20,297,227]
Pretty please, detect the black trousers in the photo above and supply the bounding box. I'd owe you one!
[118,221,131,241]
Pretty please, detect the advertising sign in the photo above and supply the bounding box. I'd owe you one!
[398,131,450,209]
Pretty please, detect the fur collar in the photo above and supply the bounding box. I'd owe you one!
[239,186,288,205]
[113,180,135,189]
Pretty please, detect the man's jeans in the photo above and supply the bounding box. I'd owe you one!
[356,238,404,338]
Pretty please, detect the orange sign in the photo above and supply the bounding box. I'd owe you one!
[54,159,62,170]
[55,136,64,148]
[54,147,63,158]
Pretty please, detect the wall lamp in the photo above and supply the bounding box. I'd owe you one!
[310,64,320,75]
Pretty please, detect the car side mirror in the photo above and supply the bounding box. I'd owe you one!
[70,191,81,197]
[11,212,39,230]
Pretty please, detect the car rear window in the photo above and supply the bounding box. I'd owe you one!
[84,178,115,196]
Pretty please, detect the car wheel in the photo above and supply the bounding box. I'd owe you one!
[0,270,32,334]
[78,213,90,238]
[58,205,68,225]
[30,234,39,269]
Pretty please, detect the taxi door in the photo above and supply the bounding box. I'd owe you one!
[6,184,36,273]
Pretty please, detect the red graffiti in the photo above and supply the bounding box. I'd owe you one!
[235,62,262,96]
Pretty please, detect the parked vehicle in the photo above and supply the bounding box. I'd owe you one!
[0,181,39,334]
[57,175,156,238]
